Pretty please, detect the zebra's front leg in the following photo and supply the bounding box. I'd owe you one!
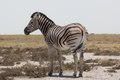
[72,52,78,77]
[48,56,53,76]
[58,51,63,76]
[47,46,55,76]
[79,50,84,77]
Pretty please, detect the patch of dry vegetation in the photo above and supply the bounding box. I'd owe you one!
[112,64,120,70]
[86,34,120,56]
[0,35,46,48]
[0,63,47,79]
[64,62,92,71]
[85,59,120,67]
[106,63,120,73]
[97,59,119,67]
[106,68,117,73]
[0,46,93,79]
[0,47,49,66]
[0,34,120,56]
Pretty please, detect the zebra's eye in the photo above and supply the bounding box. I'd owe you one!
[86,32,88,34]
[31,22,33,24]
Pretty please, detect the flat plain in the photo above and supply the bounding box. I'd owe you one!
[0,34,120,80]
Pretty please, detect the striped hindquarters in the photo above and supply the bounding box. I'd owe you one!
[46,23,85,52]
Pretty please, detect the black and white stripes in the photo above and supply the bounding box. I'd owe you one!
[24,12,88,77]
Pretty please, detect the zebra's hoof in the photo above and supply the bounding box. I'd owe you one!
[73,73,77,77]
[48,72,52,76]
[59,72,63,76]
[79,73,83,77]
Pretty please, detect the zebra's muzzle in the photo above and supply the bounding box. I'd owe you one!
[24,27,30,35]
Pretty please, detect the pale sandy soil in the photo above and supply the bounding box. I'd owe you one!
[14,68,120,80]
[64,53,120,63]
[1,53,120,80]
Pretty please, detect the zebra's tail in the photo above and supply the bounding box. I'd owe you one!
[72,29,84,53]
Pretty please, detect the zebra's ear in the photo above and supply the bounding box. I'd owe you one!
[31,12,39,18]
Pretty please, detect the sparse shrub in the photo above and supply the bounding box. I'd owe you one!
[0,63,48,79]
[0,73,8,80]
[0,67,23,80]
[22,63,47,78]
[98,59,118,66]
[64,63,74,70]
[112,64,120,70]
[64,62,92,71]
[0,53,21,66]
[94,49,120,56]
[0,47,27,66]
[0,74,14,80]
[83,63,92,71]
[30,48,48,61]
[85,44,100,53]
[1,68,23,77]
[106,68,116,73]
[15,61,21,65]
[0,47,12,56]
[85,59,99,63]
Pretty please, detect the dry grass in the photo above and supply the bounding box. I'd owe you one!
[0,35,46,48]
[0,34,120,54]
[0,34,120,56]
[85,59,120,67]
[0,47,67,66]
[64,62,92,71]
[106,68,117,73]
[0,47,49,66]
[88,34,120,44]
[86,34,120,56]
[97,59,119,67]
[0,63,47,79]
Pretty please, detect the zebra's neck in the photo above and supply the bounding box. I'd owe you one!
[38,14,55,36]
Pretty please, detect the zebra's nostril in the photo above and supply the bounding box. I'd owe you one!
[24,27,30,35]
[25,31,30,35]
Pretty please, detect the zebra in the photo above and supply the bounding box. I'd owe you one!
[24,12,88,77]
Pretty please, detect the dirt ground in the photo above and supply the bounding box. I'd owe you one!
[10,53,120,80]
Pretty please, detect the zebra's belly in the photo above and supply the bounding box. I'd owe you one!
[53,44,69,50]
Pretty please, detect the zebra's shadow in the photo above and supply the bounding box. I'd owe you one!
[49,75,80,78]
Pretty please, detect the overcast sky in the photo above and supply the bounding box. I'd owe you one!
[0,0,120,34]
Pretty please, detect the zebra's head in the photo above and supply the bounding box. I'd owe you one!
[24,12,40,35]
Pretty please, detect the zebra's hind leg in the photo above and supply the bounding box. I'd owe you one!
[72,52,78,77]
[79,50,84,77]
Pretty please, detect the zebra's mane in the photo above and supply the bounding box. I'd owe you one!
[31,12,55,24]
